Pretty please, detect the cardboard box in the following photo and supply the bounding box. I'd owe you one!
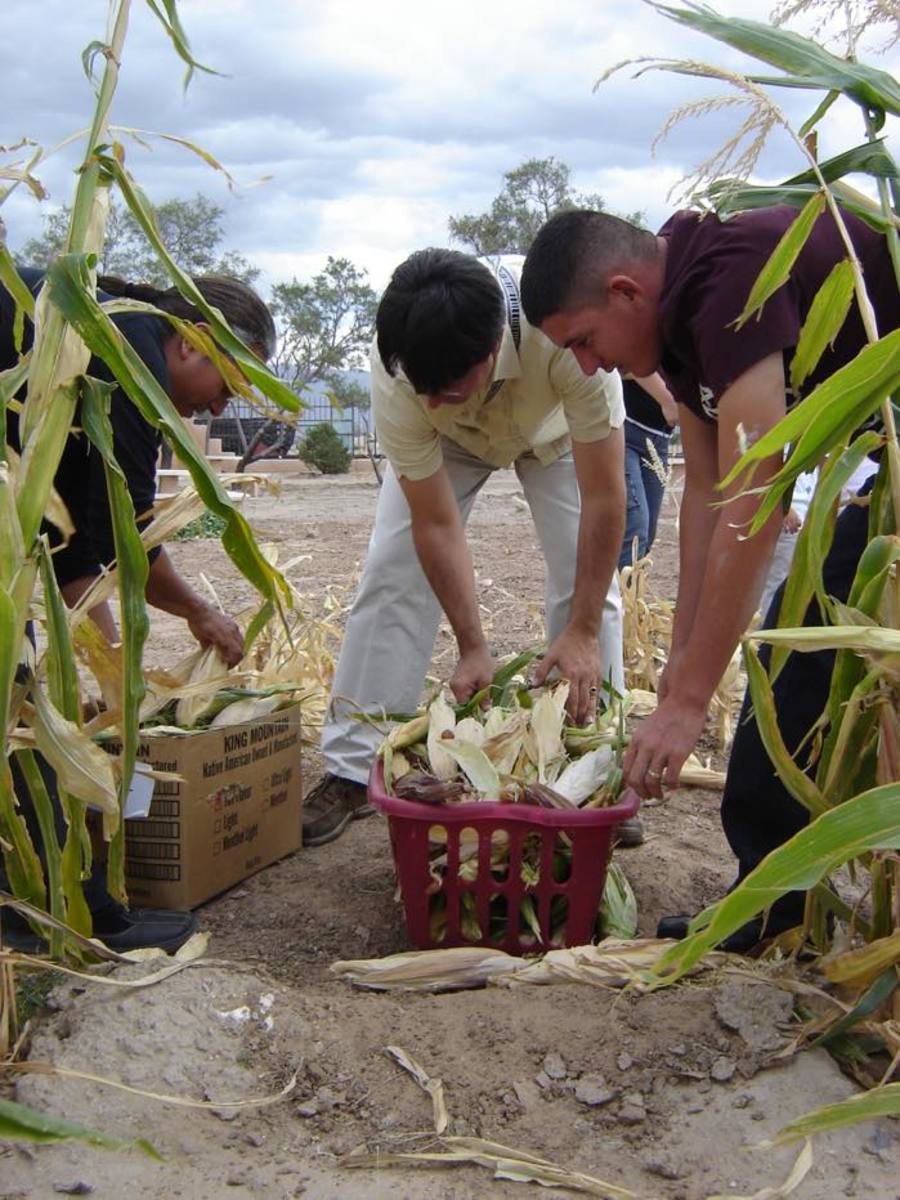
[109,703,302,910]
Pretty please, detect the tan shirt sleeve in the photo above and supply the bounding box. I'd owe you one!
[370,347,443,480]
[549,348,625,442]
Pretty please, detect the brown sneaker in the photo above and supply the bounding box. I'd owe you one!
[613,816,645,848]
[302,773,374,847]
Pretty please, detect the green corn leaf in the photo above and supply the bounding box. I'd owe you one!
[769,434,882,680]
[647,781,900,988]
[798,89,839,138]
[743,641,829,819]
[818,670,882,808]
[44,256,290,610]
[651,2,900,115]
[143,0,218,90]
[80,377,151,901]
[0,461,24,584]
[818,535,900,782]
[38,541,92,936]
[706,179,898,233]
[813,965,899,1048]
[94,155,301,416]
[734,192,825,330]
[751,625,900,655]
[13,751,66,956]
[783,140,899,187]
[759,1081,900,1147]
[0,1096,162,1158]
[720,331,900,523]
[0,583,46,909]
[790,260,856,393]
[0,244,35,356]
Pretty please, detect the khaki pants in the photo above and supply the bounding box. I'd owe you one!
[321,439,624,784]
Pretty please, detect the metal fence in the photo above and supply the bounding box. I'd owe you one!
[204,393,380,460]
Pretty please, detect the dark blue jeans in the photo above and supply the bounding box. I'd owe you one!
[619,421,670,569]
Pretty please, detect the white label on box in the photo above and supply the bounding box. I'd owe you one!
[124,761,155,819]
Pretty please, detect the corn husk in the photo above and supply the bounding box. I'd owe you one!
[332,938,726,994]
[554,745,616,804]
[385,1045,449,1134]
[174,645,231,728]
[426,693,457,780]
[208,693,284,729]
[523,681,569,781]
[599,863,638,939]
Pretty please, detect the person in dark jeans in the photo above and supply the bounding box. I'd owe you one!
[619,375,677,569]
[2,266,277,954]
[521,203,897,952]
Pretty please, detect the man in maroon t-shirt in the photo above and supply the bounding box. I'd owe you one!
[520,204,897,951]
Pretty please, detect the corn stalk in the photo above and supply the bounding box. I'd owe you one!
[0,0,297,962]
[612,2,900,1109]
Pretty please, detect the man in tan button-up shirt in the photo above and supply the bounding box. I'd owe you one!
[304,248,627,846]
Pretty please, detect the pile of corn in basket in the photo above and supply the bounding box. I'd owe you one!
[375,654,639,948]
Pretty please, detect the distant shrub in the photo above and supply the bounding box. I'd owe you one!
[172,510,227,541]
[299,422,351,474]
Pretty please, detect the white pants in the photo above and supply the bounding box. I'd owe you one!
[321,439,624,783]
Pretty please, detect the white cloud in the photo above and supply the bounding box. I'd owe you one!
[2,0,897,294]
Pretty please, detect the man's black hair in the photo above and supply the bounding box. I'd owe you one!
[376,248,504,395]
[521,209,657,326]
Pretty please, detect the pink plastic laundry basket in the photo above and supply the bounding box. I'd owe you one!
[368,760,639,954]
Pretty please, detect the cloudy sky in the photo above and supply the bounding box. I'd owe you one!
[3,0,897,293]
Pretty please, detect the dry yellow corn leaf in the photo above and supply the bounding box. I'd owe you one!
[821,929,900,987]
[385,1045,448,1134]
[341,1134,637,1198]
[706,1139,812,1199]
[29,686,118,818]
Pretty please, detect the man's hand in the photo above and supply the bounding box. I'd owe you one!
[622,694,708,798]
[532,626,603,726]
[187,604,245,667]
[450,644,495,705]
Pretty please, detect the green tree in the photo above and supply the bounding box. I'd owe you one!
[269,256,378,394]
[449,157,644,255]
[19,193,258,286]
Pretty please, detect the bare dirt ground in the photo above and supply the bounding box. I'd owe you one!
[3,463,899,1199]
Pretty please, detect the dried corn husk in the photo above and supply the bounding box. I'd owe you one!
[331,937,726,994]
[426,693,457,781]
[599,863,638,939]
[554,745,616,804]
[523,681,569,781]
[174,645,231,728]
[208,693,284,729]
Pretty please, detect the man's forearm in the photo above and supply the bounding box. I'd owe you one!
[410,515,486,652]
[567,493,624,636]
[669,501,782,708]
[670,478,719,655]
[144,547,211,621]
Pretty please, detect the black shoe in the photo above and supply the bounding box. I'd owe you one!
[90,900,197,954]
[1,900,197,956]
[302,773,373,847]
[656,912,769,955]
[613,816,645,847]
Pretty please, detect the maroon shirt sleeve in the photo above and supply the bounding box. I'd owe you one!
[683,239,800,401]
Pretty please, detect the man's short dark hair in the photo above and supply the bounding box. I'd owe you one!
[376,248,504,395]
[521,210,657,326]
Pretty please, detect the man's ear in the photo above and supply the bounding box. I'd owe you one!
[608,274,643,304]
